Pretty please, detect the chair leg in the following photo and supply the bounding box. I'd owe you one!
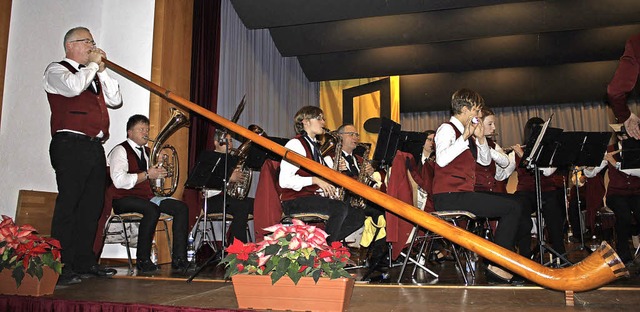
[117,217,134,274]
[397,224,420,283]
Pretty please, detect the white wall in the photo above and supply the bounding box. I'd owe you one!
[0,0,155,217]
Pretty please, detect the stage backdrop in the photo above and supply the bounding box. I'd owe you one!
[320,76,400,153]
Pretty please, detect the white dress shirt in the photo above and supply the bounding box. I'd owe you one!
[108,139,148,190]
[435,116,491,168]
[279,137,322,191]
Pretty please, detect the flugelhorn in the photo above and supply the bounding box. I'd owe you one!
[148,107,190,197]
[104,58,628,292]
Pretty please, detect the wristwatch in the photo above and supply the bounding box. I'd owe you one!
[615,162,622,170]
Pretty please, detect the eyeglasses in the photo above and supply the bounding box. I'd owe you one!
[308,115,325,121]
[340,132,360,137]
[69,38,96,46]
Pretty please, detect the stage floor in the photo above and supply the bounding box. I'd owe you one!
[50,241,640,311]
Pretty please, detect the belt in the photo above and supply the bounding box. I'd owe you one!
[54,132,104,143]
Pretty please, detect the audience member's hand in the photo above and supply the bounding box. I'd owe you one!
[624,113,640,140]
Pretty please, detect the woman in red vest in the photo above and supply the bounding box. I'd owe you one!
[584,133,640,264]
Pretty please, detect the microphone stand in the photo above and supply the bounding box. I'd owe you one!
[187,135,231,283]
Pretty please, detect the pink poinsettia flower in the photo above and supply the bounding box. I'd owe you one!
[288,236,303,251]
[257,254,271,267]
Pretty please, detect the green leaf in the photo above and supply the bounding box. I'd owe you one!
[12,266,25,288]
[312,269,321,283]
[271,269,285,284]
[264,244,280,256]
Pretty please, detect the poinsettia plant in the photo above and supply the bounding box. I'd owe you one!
[221,219,353,285]
[0,215,63,287]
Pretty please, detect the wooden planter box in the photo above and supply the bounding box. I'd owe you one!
[232,274,355,312]
[0,266,59,296]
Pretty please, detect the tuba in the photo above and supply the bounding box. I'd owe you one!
[148,107,190,197]
[227,124,266,200]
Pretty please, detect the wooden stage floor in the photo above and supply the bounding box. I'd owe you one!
[51,241,640,311]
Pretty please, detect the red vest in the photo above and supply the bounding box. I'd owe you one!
[110,142,153,200]
[47,61,110,139]
[432,122,476,194]
[515,154,560,192]
[606,144,640,196]
[279,136,321,201]
[474,138,499,192]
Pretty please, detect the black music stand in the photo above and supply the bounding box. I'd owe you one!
[244,136,289,170]
[519,117,572,266]
[621,138,640,169]
[547,132,610,251]
[372,117,401,168]
[398,131,427,166]
[185,150,238,282]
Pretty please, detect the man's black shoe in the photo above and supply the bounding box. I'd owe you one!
[136,259,160,273]
[77,264,117,278]
[57,272,82,286]
[171,258,190,271]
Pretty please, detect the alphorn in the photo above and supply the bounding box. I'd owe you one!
[104,59,628,292]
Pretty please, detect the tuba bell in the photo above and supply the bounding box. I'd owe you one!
[227,124,266,200]
[148,107,190,197]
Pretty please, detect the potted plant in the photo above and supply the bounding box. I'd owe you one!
[0,215,62,296]
[221,218,356,312]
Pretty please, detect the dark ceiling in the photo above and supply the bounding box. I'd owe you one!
[230,0,640,112]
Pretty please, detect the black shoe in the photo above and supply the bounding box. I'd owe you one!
[57,272,82,286]
[510,274,527,286]
[171,258,189,271]
[77,264,117,278]
[136,259,160,273]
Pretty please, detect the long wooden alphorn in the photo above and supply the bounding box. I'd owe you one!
[104,59,628,292]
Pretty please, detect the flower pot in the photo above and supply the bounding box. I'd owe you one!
[0,266,59,296]
[232,274,355,312]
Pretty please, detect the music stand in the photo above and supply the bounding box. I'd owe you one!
[244,136,290,170]
[372,117,401,168]
[398,131,427,165]
[185,150,238,282]
[547,132,610,251]
[519,117,573,266]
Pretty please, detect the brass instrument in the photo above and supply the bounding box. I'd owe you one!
[227,124,266,200]
[319,128,339,157]
[105,58,629,293]
[350,143,371,209]
[148,107,190,197]
[327,129,345,200]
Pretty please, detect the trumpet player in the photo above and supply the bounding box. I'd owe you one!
[44,27,122,285]
[204,130,254,243]
[279,106,365,244]
[584,133,640,265]
[108,115,189,273]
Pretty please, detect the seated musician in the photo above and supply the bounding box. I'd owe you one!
[475,108,531,258]
[432,89,530,284]
[279,106,365,244]
[584,133,640,265]
[204,130,254,243]
[511,117,566,259]
[410,130,435,212]
[323,124,387,276]
[107,115,189,273]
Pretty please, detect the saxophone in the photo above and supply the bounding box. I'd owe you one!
[350,143,371,209]
[226,124,266,200]
[322,128,344,200]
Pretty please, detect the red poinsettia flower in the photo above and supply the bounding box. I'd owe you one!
[226,238,257,261]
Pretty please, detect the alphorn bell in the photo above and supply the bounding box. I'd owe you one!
[103,58,628,292]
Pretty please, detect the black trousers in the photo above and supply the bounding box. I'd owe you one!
[112,196,189,261]
[606,194,640,262]
[206,195,254,243]
[282,196,365,243]
[516,189,566,255]
[433,191,529,253]
[49,134,106,273]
